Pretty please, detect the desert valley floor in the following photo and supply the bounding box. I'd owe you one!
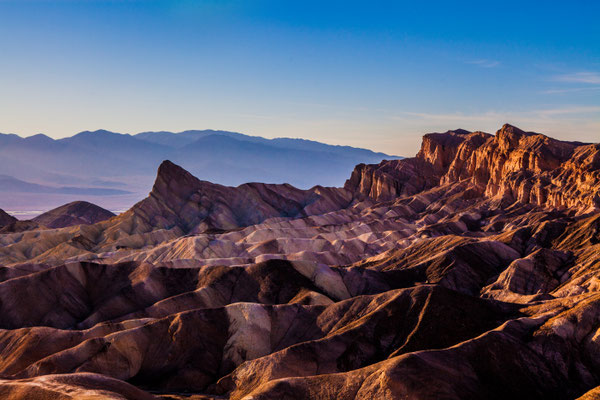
[0,124,600,399]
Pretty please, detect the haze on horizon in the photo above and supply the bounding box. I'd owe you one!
[0,0,598,155]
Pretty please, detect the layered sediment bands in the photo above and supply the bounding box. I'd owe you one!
[0,265,512,394]
[1,125,600,399]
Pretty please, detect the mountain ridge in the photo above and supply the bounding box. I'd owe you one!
[0,129,399,195]
[0,128,400,219]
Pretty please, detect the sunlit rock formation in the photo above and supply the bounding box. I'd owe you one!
[0,124,599,399]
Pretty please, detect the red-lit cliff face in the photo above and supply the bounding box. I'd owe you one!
[346,124,600,213]
[344,129,492,201]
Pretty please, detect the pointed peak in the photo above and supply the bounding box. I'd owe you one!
[499,123,527,135]
[496,124,544,150]
[0,208,17,227]
[152,160,203,199]
[156,160,191,178]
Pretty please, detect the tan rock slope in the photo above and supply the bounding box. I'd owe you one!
[0,124,599,399]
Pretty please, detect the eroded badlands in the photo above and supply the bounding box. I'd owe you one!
[0,124,599,399]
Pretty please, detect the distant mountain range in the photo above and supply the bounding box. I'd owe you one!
[0,129,400,191]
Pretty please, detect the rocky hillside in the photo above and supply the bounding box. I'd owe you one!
[346,124,600,213]
[32,201,116,229]
[0,124,599,399]
[0,209,16,228]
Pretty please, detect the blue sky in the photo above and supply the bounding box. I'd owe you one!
[0,0,598,155]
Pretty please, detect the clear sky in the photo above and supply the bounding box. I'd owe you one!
[0,0,598,155]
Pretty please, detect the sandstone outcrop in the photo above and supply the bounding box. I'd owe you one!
[346,124,600,213]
